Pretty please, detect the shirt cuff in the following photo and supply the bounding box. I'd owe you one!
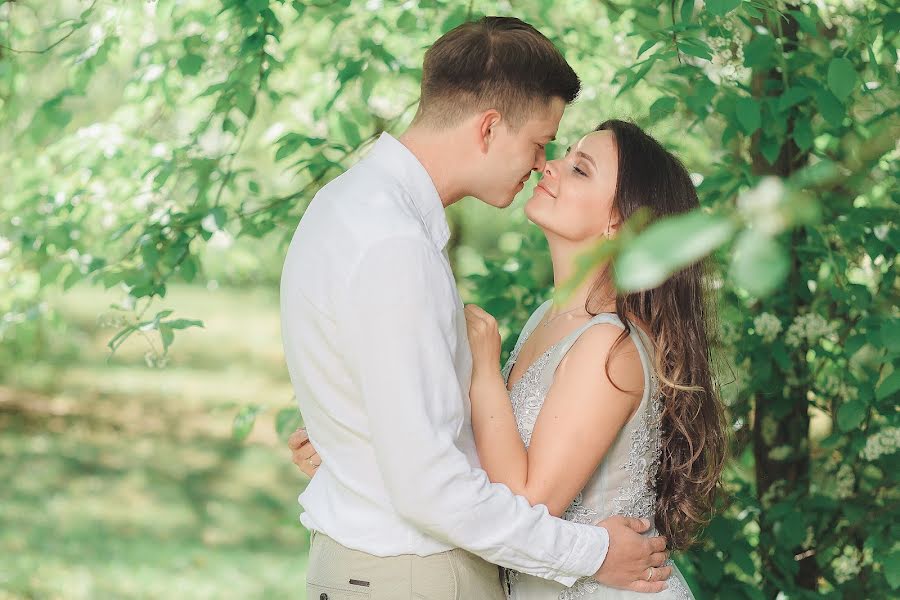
[548,525,609,587]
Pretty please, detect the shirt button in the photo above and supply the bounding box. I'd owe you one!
[319,594,328,600]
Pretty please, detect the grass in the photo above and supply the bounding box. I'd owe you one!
[0,283,311,599]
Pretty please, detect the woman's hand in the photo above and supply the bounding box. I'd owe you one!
[288,427,321,478]
[464,304,502,380]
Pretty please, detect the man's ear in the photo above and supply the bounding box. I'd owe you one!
[476,109,503,153]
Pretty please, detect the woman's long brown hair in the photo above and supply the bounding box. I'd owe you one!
[588,120,727,550]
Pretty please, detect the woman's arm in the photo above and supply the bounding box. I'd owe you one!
[466,305,643,517]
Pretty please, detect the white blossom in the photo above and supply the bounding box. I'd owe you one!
[831,546,862,583]
[737,177,787,234]
[785,313,837,348]
[861,426,900,461]
[753,312,783,343]
[201,213,219,233]
[835,464,855,499]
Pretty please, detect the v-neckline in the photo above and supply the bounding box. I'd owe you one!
[504,307,622,393]
[505,340,562,393]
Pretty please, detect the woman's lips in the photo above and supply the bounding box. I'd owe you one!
[536,182,556,198]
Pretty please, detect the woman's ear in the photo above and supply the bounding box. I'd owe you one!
[606,214,623,237]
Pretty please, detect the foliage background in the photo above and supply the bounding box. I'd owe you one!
[1,0,897,598]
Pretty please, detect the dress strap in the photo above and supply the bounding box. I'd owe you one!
[549,313,656,399]
[513,300,553,349]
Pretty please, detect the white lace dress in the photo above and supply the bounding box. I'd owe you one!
[500,301,694,600]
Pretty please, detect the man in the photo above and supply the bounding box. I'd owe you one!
[280,17,670,600]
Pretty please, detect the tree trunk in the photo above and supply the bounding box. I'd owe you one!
[749,6,820,595]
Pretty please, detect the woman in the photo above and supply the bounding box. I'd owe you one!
[292,120,727,599]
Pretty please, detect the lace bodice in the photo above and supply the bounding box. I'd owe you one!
[501,301,690,600]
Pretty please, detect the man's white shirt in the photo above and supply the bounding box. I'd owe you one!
[280,133,608,586]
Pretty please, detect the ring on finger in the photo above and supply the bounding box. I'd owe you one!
[646,566,654,582]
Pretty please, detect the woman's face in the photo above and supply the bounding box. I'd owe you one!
[524,129,620,242]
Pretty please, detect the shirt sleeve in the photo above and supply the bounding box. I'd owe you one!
[340,236,608,586]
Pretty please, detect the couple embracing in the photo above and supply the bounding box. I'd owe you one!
[281,16,726,600]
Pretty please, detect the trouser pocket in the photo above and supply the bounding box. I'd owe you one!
[307,582,371,600]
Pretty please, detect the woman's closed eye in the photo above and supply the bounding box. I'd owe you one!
[564,147,589,177]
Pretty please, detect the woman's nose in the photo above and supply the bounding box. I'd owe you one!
[543,159,559,178]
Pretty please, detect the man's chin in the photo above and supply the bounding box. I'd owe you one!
[479,192,516,209]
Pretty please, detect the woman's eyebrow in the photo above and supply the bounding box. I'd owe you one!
[565,147,597,168]
[574,150,597,168]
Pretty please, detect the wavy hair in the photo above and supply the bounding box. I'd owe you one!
[588,119,727,550]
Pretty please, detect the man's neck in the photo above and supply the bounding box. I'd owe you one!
[398,127,468,208]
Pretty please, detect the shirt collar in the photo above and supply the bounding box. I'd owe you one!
[366,132,451,250]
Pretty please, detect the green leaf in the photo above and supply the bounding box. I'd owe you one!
[680,0,695,23]
[177,54,205,76]
[731,544,756,576]
[235,86,256,118]
[730,230,789,296]
[337,113,362,146]
[789,10,819,36]
[179,256,197,283]
[63,268,82,291]
[616,54,658,97]
[107,324,138,353]
[397,11,417,32]
[793,116,814,151]
[706,0,741,17]
[210,206,227,228]
[338,59,364,84]
[615,212,735,292]
[677,38,713,61]
[735,97,761,134]
[882,320,900,353]
[40,260,65,286]
[696,549,724,586]
[649,96,677,122]
[159,325,174,353]
[776,513,807,547]
[777,86,812,112]
[141,242,159,269]
[165,318,204,330]
[233,405,263,442]
[760,135,782,165]
[815,88,844,127]
[743,35,776,68]
[884,12,900,35]
[883,550,900,590]
[441,6,468,33]
[876,369,900,401]
[685,77,716,116]
[484,296,516,317]
[275,407,303,440]
[636,39,658,59]
[837,400,866,431]
[826,57,856,101]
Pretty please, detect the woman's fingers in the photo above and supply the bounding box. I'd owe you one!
[287,427,309,450]
[291,442,317,465]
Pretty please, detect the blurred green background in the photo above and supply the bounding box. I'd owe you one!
[1,1,897,598]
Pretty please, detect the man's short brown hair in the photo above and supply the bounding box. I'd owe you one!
[413,17,580,129]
